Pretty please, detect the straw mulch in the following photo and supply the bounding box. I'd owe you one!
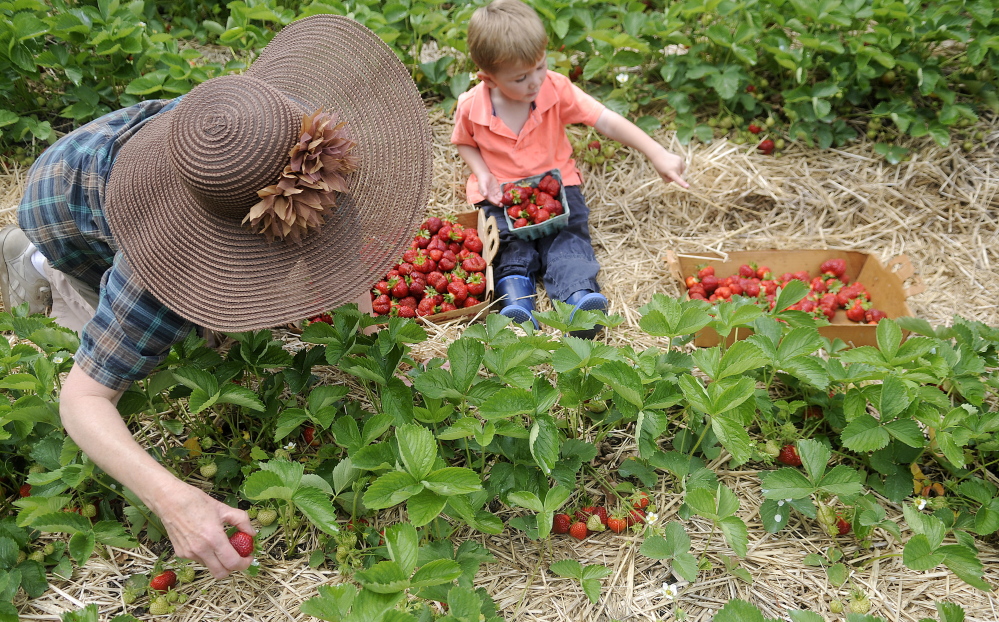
[6,108,999,621]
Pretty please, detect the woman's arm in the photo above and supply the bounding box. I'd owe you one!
[60,364,255,578]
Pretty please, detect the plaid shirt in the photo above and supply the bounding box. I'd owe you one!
[18,99,196,391]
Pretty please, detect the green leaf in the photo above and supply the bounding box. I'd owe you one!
[760,468,816,500]
[719,515,748,557]
[902,534,945,570]
[409,558,462,588]
[479,387,535,419]
[292,486,341,535]
[529,414,560,475]
[797,439,830,483]
[816,466,864,497]
[422,468,482,496]
[940,544,990,590]
[68,531,95,564]
[506,491,543,513]
[355,560,411,594]
[773,280,810,312]
[590,360,644,407]
[840,414,890,452]
[363,471,421,509]
[407,489,448,527]
[713,599,766,622]
[876,319,903,359]
[550,559,583,579]
[396,424,436,481]
[711,410,754,465]
[300,584,357,622]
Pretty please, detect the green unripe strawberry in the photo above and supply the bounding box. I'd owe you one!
[829,599,843,613]
[176,566,196,584]
[166,590,181,603]
[149,596,171,615]
[29,550,45,563]
[16,551,26,564]
[28,464,46,474]
[43,543,55,555]
[81,504,97,518]
[816,504,839,537]
[274,448,291,461]
[199,461,218,478]
[246,507,258,519]
[848,592,871,614]
[763,440,781,457]
[199,436,214,450]
[122,589,138,604]
[586,514,606,532]
[257,509,278,526]
[584,399,607,414]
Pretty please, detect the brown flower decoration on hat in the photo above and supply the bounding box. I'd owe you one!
[244,109,358,244]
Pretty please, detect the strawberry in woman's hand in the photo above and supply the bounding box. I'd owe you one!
[229,531,254,557]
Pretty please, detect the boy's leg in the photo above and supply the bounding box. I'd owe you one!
[481,203,541,328]
[538,187,607,337]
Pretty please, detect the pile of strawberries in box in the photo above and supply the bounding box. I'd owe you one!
[502,173,564,227]
[683,258,888,324]
[367,215,488,318]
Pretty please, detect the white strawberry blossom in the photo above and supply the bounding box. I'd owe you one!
[645,511,659,525]
[661,583,679,601]
[283,441,296,451]
[917,498,928,510]
[616,72,628,84]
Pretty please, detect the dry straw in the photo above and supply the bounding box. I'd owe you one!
[7,108,999,621]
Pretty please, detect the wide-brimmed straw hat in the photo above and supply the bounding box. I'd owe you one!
[105,14,431,331]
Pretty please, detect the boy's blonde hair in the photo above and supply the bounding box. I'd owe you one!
[468,0,548,75]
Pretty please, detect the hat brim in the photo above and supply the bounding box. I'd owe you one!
[105,15,431,331]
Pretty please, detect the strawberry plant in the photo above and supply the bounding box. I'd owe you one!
[549,559,612,604]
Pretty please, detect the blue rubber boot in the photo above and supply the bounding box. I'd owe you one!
[565,289,608,339]
[496,275,539,330]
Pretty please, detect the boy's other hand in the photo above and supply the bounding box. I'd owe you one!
[653,151,690,188]
[478,171,503,205]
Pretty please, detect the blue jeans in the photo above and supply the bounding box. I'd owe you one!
[481,185,600,301]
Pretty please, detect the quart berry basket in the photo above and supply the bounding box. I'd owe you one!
[502,168,570,241]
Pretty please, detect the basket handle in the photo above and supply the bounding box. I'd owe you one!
[886,254,926,298]
[482,214,501,265]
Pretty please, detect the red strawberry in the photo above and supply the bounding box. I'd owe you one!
[513,218,528,228]
[447,280,468,303]
[372,294,392,316]
[746,84,756,93]
[836,516,851,536]
[413,230,431,249]
[229,531,254,557]
[463,235,483,254]
[626,508,646,526]
[463,296,480,308]
[748,123,762,134]
[593,506,609,525]
[552,513,572,534]
[607,516,627,533]
[587,140,601,151]
[501,191,515,206]
[700,274,719,293]
[423,216,443,234]
[684,275,699,289]
[389,278,409,299]
[373,280,390,296]
[398,305,416,318]
[846,301,866,322]
[303,425,319,446]
[417,297,438,316]
[697,265,715,278]
[631,491,650,510]
[738,264,755,277]
[819,258,847,278]
[568,521,589,540]
[865,308,887,323]
[534,208,550,223]
[149,570,177,592]
[462,254,486,272]
[466,273,486,296]
[758,139,775,154]
[777,444,802,467]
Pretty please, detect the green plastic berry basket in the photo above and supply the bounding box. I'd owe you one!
[502,168,570,241]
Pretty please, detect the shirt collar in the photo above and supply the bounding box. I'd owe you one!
[466,72,557,126]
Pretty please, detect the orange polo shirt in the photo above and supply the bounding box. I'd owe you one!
[451,70,605,205]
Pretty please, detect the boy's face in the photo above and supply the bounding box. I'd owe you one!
[479,55,547,103]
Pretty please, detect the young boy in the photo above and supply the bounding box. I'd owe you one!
[451,0,689,336]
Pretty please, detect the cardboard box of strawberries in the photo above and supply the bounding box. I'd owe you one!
[365,210,498,322]
[666,249,925,348]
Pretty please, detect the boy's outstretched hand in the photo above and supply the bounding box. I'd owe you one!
[650,150,689,189]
